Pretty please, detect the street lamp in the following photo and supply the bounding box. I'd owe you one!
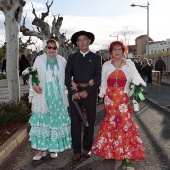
[131,2,149,58]
[109,34,118,41]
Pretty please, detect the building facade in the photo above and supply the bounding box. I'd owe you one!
[149,39,170,54]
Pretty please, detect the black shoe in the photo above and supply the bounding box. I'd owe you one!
[72,153,81,161]
[82,150,91,158]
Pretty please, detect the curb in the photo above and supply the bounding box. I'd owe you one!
[145,96,170,114]
[0,123,29,165]
[145,80,170,113]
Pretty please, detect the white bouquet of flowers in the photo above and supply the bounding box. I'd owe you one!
[22,67,39,85]
[22,67,40,103]
[128,79,145,111]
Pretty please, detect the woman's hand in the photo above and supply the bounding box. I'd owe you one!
[32,85,43,94]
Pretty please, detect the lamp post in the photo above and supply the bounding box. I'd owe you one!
[109,34,118,41]
[131,2,149,58]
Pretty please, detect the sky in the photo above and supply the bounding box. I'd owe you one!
[0,0,170,52]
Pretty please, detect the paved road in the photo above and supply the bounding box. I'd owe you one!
[0,76,170,169]
[0,100,170,170]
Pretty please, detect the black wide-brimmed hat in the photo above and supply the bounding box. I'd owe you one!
[71,30,95,46]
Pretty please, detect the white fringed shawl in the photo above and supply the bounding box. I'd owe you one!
[29,53,69,114]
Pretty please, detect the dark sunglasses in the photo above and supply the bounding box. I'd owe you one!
[47,46,57,50]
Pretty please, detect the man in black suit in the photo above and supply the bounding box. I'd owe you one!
[65,30,102,161]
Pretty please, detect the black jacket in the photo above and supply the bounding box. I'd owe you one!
[140,64,152,77]
[155,59,166,71]
[65,51,102,95]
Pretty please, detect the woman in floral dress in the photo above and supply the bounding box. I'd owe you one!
[92,41,146,169]
[28,39,71,161]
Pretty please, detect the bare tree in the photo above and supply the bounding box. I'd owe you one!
[120,26,134,45]
[19,36,37,54]
[20,13,43,39]
[0,0,26,102]
[20,0,72,58]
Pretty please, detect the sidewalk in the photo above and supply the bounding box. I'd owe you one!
[145,76,170,112]
[0,77,29,164]
[0,76,170,165]
[0,77,29,103]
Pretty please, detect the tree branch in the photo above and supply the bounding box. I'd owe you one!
[41,0,53,21]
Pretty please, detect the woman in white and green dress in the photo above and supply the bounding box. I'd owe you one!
[28,39,71,161]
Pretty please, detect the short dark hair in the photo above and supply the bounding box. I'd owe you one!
[96,51,101,54]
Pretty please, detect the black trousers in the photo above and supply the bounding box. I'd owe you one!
[68,88,97,154]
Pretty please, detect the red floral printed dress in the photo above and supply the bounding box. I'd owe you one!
[92,69,145,161]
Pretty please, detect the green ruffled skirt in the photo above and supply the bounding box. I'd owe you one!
[29,81,71,152]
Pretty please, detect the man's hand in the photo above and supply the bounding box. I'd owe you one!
[32,85,43,94]
[72,92,81,100]
[79,90,88,99]
[88,79,94,86]
[71,80,78,91]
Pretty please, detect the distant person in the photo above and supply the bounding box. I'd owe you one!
[96,50,105,65]
[19,54,31,85]
[155,56,166,79]
[96,50,103,103]
[140,58,151,94]
[2,59,6,73]
[134,59,142,74]
[148,59,154,88]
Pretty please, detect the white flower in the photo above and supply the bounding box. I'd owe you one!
[119,147,124,153]
[119,103,128,113]
[105,96,114,106]
[120,90,124,95]
[123,124,129,131]
[108,152,113,157]
[114,141,119,146]
[96,142,102,149]
[109,138,113,143]
[107,132,111,138]
[22,67,30,75]
[22,67,38,83]
[123,97,126,101]
[31,67,37,72]
[109,115,115,125]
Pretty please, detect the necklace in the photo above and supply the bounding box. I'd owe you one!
[112,59,123,88]
[114,69,119,88]
[112,59,123,69]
